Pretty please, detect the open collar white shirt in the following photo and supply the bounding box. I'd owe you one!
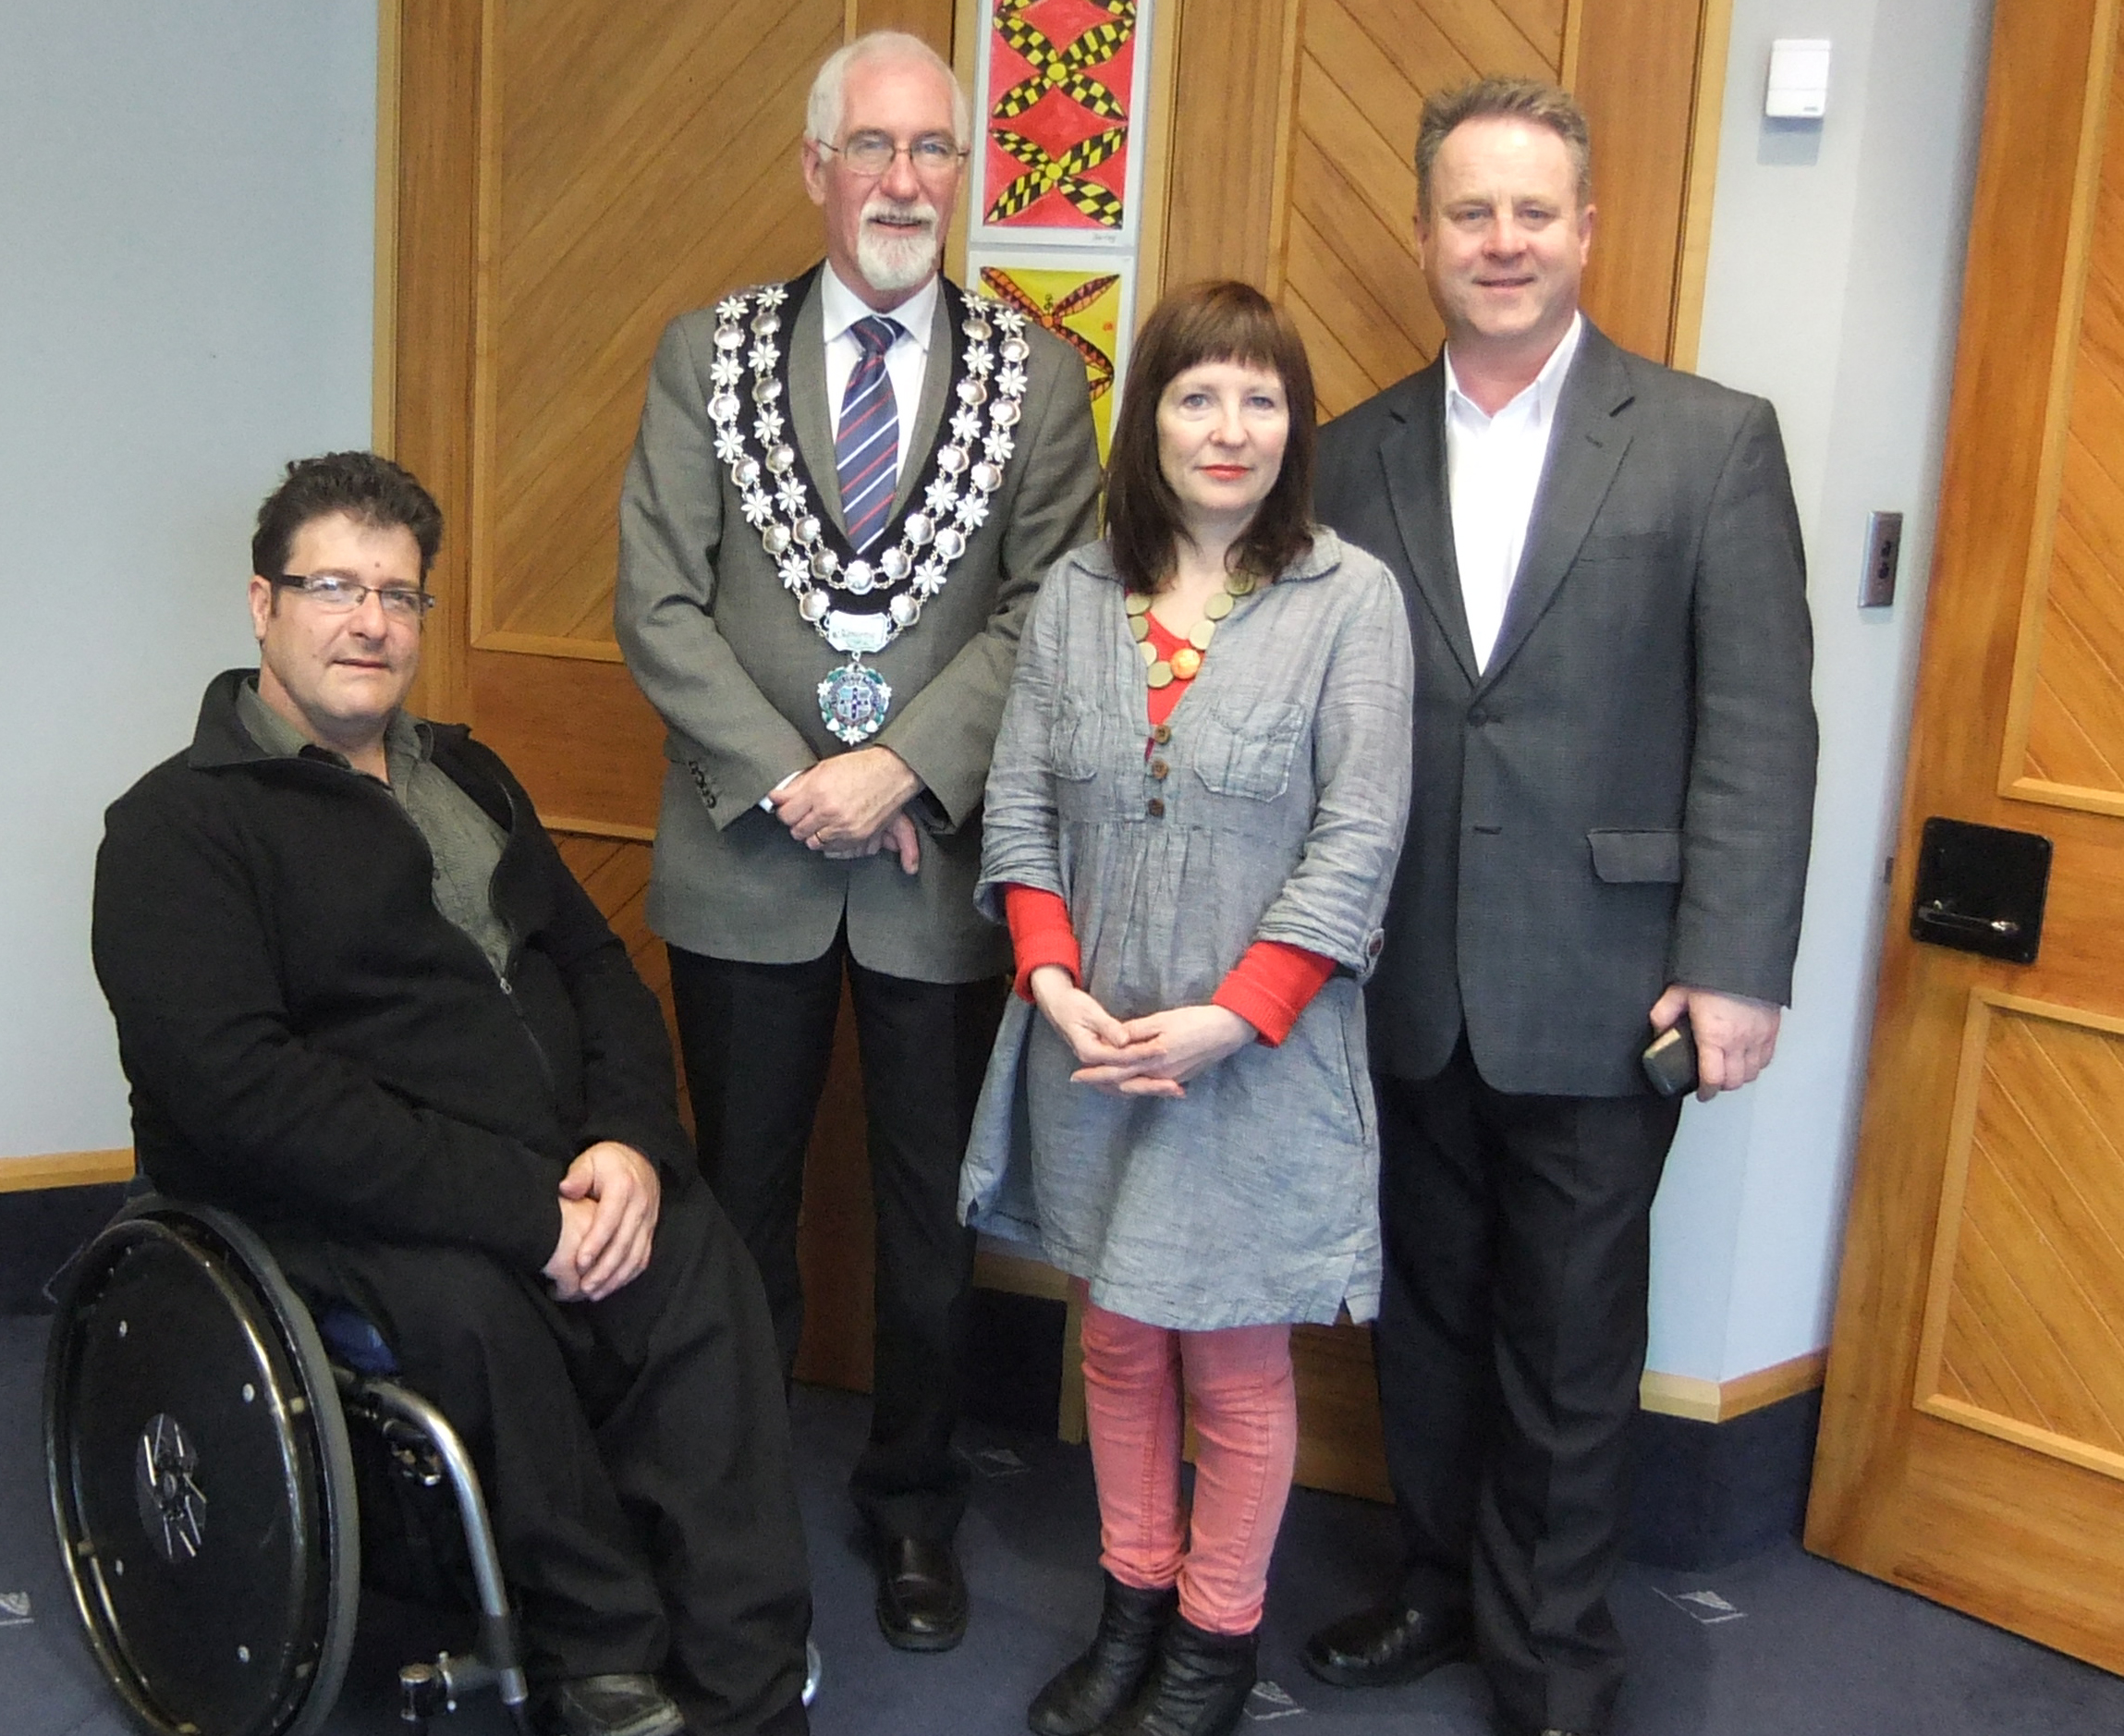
[820,263,938,466]
[1442,312,1584,674]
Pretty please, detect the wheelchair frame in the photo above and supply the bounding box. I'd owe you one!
[44,1197,530,1736]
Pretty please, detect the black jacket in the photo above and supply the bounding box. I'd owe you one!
[92,669,691,1270]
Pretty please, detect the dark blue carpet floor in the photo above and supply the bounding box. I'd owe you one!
[6,1311,2122,1735]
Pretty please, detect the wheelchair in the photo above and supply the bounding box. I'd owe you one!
[46,1194,824,1736]
[43,1195,530,1734]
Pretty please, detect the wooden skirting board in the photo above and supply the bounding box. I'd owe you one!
[0,1150,135,1194]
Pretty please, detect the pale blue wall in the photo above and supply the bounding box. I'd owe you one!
[1647,0,1995,1381]
[0,2,378,1160]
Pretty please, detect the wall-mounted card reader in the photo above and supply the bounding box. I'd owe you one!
[1861,510,1902,607]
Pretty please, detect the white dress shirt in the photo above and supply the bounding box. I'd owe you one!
[1443,312,1584,673]
[820,263,937,464]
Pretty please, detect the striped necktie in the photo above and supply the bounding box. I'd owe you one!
[836,314,901,552]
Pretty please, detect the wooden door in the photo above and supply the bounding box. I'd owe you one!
[1808,0,2124,1670]
[379,0,954,1391]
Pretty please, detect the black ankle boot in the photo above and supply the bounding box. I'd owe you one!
[1027,1574,1178,1736]
[1105,1615,1258,1736]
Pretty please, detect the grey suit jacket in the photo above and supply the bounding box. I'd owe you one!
[1316,323,1818,1096]
[616,267,1102,983]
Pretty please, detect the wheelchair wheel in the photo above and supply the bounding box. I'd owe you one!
[44,1203,360,1736]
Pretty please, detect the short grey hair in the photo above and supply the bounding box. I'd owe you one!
[805,31,971,151]
[1415,77,1593,215]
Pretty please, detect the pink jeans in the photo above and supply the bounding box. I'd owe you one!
[1078,1290,1298,1634]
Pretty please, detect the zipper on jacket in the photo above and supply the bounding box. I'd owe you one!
[299,752,561,1104]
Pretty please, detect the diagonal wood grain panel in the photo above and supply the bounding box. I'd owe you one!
[480,0,844,647]
[2017,43,2124,805]
[1920,1000,2124,1479]
[1283,0,1565,415]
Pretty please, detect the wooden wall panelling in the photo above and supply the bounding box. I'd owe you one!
[1157,0,1714,420]
[474,0,844,656]
[1667,0,1733,371]
[1571,0,1712,362]
[853,0,957,45]
[384,0,482,725]
[1158,0,1302,293]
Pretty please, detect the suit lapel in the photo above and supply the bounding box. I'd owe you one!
[1478,326,1635,691]
[890,284,956,520]
[1381,361,1480,687]
[788,278,843,535]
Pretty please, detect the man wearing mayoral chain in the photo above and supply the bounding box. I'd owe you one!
[615,30,1101,1655]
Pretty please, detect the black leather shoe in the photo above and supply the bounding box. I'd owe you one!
[534,1674,685,1736]
[874,1534,969,1652]
[1102,1615,1256,1736]
[1027,1572,1178,1735]
[1300,1595,1471,1688]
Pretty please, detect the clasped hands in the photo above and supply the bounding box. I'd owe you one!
[543,1140,661,1302]
[770,746,922,874]
[1029,964,1256,1098]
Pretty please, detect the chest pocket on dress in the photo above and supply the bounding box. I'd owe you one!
[1051,697,1104,781]
[1192,701,1305,801]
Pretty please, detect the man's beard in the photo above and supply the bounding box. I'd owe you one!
[855,198,940,295]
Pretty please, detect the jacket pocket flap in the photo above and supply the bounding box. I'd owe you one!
[1588,828,1682,884]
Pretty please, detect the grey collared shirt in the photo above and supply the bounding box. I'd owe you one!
[237,679,513,979]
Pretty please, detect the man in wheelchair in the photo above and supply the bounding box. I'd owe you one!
[89,452,813,1736]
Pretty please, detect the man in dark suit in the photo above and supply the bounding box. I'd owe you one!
[1300,79,1817,1736]
[614,31,1101,1653]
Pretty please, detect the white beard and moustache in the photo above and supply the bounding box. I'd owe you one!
[855,196,941,295]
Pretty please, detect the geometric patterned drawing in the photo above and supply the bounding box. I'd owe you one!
[983,0,1139,230]
[977,263,1126,456]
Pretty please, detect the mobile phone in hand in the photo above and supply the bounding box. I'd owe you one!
[1642,1014,1698,1098]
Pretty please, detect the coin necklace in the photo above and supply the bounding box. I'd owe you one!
[704,275,1032,744]
[1125,568,1263,689]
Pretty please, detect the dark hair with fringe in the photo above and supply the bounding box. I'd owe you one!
[251,451,445,581]
[1104,280,1316,594]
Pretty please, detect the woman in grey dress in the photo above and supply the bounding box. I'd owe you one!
[960,281,1414,1736]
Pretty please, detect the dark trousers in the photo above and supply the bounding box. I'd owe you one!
[268,1173,812,1736]
[1373,1038,1682,1734]
[667,934,1006,1544]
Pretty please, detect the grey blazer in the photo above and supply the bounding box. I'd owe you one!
[615,267,1103,983]
[1316,323,1818,1096]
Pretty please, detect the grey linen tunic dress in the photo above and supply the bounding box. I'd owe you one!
[958,530,1415,1330]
